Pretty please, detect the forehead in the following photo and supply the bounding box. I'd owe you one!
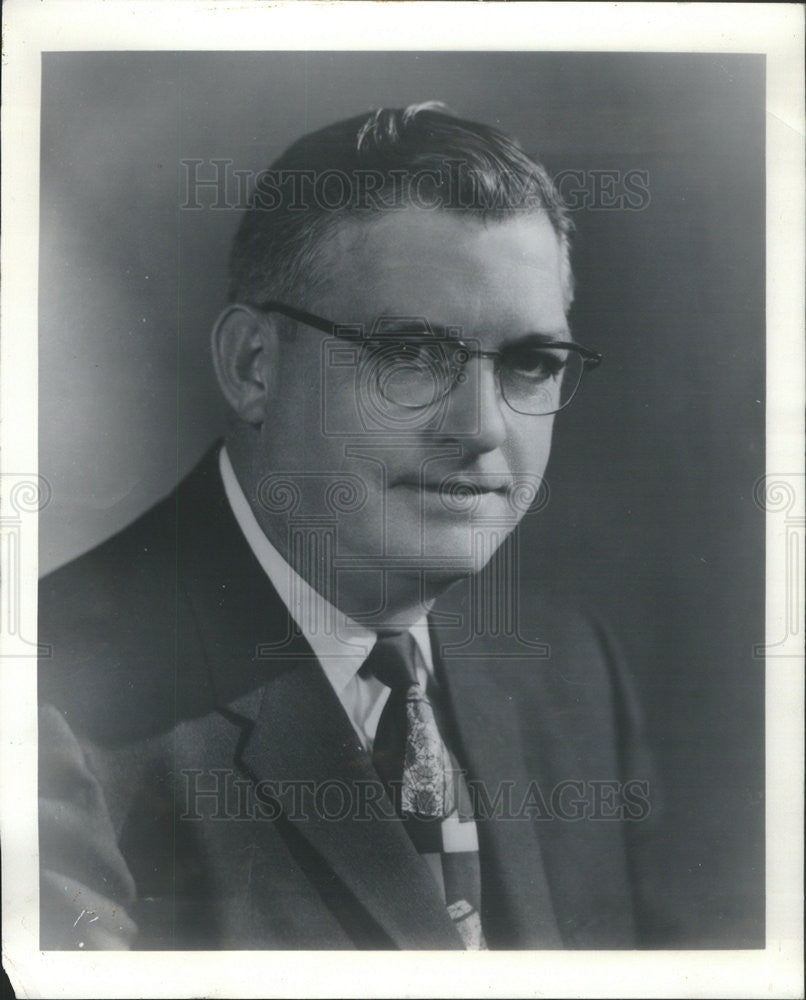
[309,208,569,336]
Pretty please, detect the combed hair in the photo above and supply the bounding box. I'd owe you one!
[229,102,574,309]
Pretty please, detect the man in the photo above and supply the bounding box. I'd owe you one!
[39,103,665,950]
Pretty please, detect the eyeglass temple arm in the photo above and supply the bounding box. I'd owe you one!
[258,300,336,335]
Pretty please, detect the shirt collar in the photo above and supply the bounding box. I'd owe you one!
[219,446,432,693]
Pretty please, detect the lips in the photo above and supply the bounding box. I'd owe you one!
[395,479,509,494]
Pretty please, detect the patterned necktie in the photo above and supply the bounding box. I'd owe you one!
[364,631,487,949]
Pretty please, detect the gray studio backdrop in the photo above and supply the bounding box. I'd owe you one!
[39,51,764,946]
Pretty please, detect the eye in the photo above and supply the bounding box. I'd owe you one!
[504,345,568,380]
[365,336,451,366]
[397,340,435,362]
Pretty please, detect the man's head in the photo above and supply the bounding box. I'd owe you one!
[212,104,579,617]
[227,102,574,310]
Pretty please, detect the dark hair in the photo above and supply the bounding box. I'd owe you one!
[229,102,573,309]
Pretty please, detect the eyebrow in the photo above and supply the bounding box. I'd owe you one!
[373,317,573,347]
[501,330,574,348]
[368,304,574,348]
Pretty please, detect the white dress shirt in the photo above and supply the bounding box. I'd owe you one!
[219,446,434,751]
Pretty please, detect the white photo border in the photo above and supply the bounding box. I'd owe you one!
[1,3,803,998]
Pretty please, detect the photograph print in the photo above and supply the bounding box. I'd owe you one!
[35,50,766,952]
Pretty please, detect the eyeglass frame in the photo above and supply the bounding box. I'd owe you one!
[251,299,603,416]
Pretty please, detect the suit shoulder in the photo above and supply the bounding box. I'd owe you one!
[482,574,617,672]
[436,573,620,690]
[41,489,177,603]
[519,580,649,749]
[39,490,179,666]
[38,480,212,746]
[40,443,223,627]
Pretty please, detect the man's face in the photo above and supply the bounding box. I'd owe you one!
[256,207,568,598]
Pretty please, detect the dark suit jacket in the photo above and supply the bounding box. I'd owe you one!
[38,447,669,950]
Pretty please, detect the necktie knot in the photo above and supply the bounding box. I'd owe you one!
[363,630,420,692]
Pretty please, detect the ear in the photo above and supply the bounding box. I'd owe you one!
[211,304,279,425]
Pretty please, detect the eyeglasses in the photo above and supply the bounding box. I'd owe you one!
[254,300,602,417]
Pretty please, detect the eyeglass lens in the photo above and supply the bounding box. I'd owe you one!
[359,339,582,416]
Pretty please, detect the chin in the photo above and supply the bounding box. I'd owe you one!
[392,518,515,575]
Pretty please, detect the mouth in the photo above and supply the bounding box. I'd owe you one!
[395,479,510,495]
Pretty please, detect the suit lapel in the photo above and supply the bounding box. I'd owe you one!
[238,657,464,949]
[431,580,563,948]
[175,448,463,949]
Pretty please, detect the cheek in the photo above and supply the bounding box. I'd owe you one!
[270,352,334,458]
[507,417,555,477]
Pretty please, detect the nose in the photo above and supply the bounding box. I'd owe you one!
[441,356,508,454]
